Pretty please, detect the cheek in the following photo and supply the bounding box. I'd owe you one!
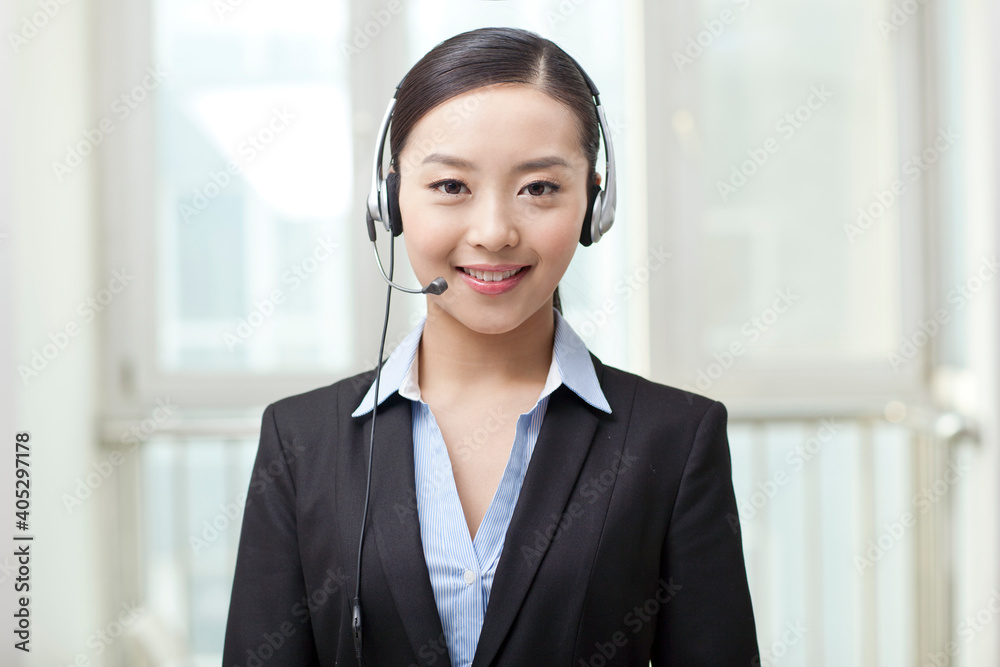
[398,190,435,251]
[541,208,584,250]
[404,224,448,263]
[399,211,457,272]
[532,211,583,264]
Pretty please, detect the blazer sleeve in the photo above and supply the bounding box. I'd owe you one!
[222,404,322,666]
[651,400,760,666]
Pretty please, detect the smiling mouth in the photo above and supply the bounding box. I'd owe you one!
[459,267,529,282]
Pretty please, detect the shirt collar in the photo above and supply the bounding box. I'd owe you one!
[351,307,611,417]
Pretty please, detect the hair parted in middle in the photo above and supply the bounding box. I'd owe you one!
[388,27,601,179]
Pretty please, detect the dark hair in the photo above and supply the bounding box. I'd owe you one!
[390,27,599,314]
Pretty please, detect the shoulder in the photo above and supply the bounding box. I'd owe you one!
[590,352,723,422]
[263,368,378,432]
[588,352,729,460]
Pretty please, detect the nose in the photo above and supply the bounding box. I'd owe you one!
[465,190,519,252]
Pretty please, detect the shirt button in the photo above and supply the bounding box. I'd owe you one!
[463,569,476,585]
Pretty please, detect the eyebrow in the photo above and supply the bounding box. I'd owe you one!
[422,153,476,170]
[421,153,572,172]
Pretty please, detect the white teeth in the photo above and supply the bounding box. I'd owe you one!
[461,267,524,282]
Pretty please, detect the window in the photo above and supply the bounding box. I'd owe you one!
[99,0,981,664]
[107,2,642,662]
[153,0,354,375]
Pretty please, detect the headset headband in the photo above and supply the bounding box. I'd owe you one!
[365,48,617,246]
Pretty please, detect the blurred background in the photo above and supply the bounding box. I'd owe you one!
[2,0,998,664]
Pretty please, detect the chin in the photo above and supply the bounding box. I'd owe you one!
[433,297,551,336]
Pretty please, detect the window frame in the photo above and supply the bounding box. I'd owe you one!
[641,0,930,412]
[99,0,651,415]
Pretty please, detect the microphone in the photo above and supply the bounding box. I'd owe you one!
[370,241,448,295]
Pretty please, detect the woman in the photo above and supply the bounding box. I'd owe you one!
[223,27,758,666]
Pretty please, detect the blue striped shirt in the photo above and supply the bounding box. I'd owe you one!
[352,307,611,667]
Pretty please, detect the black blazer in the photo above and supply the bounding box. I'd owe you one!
[222,353,759,666]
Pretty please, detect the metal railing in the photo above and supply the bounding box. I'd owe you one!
[101,406,974,666]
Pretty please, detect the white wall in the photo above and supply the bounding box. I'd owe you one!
[0,2,17,664]
[956,1,1000,664]
[1,1,997,665]
[6,0,108,664]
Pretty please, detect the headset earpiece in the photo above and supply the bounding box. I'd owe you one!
[579,182,603,247]
[385,172,403,237]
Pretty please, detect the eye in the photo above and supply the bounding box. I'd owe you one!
[430,179,469,196]
[522,181,560,197]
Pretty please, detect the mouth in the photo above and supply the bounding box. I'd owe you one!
[458,266,528,281]
[456,264,531,295]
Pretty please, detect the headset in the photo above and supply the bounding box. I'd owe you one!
[365,56,617,256]
[352,48,618,666]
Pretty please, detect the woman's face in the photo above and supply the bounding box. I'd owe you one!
[396,83,592,335]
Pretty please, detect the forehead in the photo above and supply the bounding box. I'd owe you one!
[398,84,588,172]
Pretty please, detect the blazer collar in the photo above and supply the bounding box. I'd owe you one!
[353,356,607,666]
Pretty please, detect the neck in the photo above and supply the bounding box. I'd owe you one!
[418,301,555,397]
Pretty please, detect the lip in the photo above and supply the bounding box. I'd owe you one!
[458,264,528,272]
[456,265,531,295]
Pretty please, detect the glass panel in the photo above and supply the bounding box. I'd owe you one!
[696,0,901,366]
[731,419,916,664]
[152,0,353,373]
[140,436,257,663]
[872,424,915,667]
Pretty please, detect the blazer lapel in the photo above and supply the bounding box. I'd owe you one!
[345,394,451,666]
[472,385,601,667]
